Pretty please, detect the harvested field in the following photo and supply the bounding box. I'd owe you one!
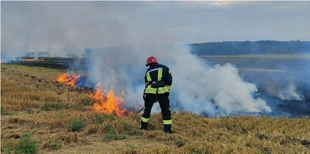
[1,64,310,154]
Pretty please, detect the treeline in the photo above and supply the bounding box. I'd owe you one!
[189,40,310,55]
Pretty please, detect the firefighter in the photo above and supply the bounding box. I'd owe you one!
[140,56,173,134]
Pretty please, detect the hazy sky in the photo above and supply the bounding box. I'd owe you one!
[1,1,310,54]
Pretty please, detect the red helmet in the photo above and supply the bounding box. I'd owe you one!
[146,56,158,66]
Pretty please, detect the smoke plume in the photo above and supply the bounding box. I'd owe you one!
[84,45,272,116]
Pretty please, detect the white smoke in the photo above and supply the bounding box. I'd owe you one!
[85,45,272,116]
[278,83,305,101]
[162,45,271,115]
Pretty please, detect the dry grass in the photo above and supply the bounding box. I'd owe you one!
[1,64,310,154]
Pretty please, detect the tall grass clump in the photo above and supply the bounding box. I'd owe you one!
[68,118,85,132]
[16,133,38,154]
[95,114,105,124]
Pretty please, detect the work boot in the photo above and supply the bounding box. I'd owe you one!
[140,121,148,130]
[164,124,173,134]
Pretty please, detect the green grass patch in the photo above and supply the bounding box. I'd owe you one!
[104,124,113,133]
[1,106,5,115]
[42,102,70,111]
[95,114,105,124]
[1,107,19,115]
[102,133,125,142]
[7,111,19,116]
[2,147,13,154]
[126,144,135,149]
[16,133,39,154]
[51,140,62,150]
[68,118,85,132]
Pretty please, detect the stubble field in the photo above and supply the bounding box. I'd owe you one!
[1,64,310,154]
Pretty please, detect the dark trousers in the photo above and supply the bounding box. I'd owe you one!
[141,93,172,131]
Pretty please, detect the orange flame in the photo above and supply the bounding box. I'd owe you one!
[56,73,80,86]
[56,73,131,116]
[90,84,129,116]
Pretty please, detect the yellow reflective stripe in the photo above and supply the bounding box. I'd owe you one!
[146,72,151,82]
[166,85,171,91]
[158,68,162,81]
[144,86,169,94]
[141,117,149,122]
[146,87,169,93]
[163,120,172,125]
[169,70,171,74]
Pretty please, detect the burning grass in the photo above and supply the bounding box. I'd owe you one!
[90,84,129,116]
[1,64,310,154]
[56,72,131,116]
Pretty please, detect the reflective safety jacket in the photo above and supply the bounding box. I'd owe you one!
[144,63,172,94]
